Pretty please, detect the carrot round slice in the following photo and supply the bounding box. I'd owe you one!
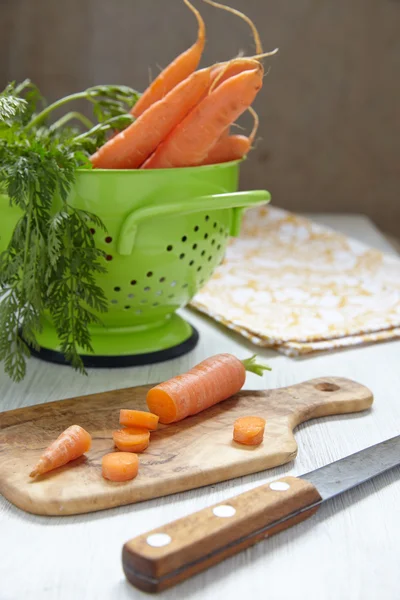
[119,410,159,431]
[112,427,150,453]
[102,452,139,482]
[233,416,266,446]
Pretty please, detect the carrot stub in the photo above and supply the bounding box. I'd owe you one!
[120,409,159,430]
[102,452,139,482]
[29,424,92,478]
[146,354,271,424]
[112,427,150,453]
[233,416,266,446]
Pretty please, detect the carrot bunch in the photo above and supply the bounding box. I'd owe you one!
[90,0,278,170]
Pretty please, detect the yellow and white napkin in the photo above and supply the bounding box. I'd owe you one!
[190,206,400,355]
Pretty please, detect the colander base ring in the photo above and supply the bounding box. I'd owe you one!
[26,325,199,369]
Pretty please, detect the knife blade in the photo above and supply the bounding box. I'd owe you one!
[122,435,400,593]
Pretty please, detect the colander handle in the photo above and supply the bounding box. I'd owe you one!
[117,189,270,256]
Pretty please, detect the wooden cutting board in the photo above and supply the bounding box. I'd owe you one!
[0,377,373,516]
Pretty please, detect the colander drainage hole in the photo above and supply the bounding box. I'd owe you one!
[141,299,148,304]
[208,256,212,262]
[182,236,187,242]
[135,309,142,315]
[197,266,202,272]
[147,271,153,277]
[182,283,188,288]
[205,215,210,221]
[153,302,159,307]
[194,226,199,232]
[170,281,177,287]
[204,233,209,240]
[166,245,173,252]
[211,240,215,246]
[168,294,174,299]
[105,236,112,244]
[105,255,113,261]
[189,260,194,266]
[179,253,185,260]
[156,291,163,296]
[213,222,217,228]
[144,287,151,292]
[111,300,118,304]
[217,244,221,250]
[124,305,131,310]
[114,287,121,292]
[90,228,96,235]
[130,280,137,286]
[159,277,166,283]
[201,250,206,257]
[128,294,135,299]
[192,244,197,250]
[220,228,223,234]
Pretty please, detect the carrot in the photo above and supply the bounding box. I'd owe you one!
[91,67,212,169]
[200,106,259,165]
[202,0,264,55]
[113,427,150,453]
[146,354,271,424]
[210,51,277,92]
[29,425,91,478]
[102,452,139,482]
[142,64,264,169]
[131,0,206,118]
[233,416,266,446]
[120,409,159,431]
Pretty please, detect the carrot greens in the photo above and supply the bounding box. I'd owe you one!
[0,81,139,382]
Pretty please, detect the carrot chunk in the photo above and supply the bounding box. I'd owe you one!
[112,427,150,453]
[29,425,92,478]
[146,353,271,424]
[233,416,266,446]
[119,409,159,431]
[102,452,139,482]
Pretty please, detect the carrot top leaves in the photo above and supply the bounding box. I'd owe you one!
[241,355,272,376]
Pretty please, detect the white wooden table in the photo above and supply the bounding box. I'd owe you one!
[1,214,400,600]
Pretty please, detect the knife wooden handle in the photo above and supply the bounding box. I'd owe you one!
[122,476,321,593]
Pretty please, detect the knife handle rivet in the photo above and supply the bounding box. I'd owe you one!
[146,533,172,548]
[269,482,290,492]
[212,505,236,518]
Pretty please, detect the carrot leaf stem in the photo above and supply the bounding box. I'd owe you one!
[242,354,272,376]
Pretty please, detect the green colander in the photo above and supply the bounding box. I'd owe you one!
[0,161,270,367]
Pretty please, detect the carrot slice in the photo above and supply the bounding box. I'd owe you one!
[112,427,150,453]
[146,354,271,424]
[29,425,92,478]
[233,416,266,446]
[120,409,159,430]
[131,0,206,118]
[142,65,263,169]
[102,452,139,482]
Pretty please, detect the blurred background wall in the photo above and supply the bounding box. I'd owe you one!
[1,0,399,237]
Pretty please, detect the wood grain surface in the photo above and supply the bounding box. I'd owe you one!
[123,475,322,593]
[0,376,372,516]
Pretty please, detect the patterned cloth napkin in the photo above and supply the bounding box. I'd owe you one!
[190,206,400,355]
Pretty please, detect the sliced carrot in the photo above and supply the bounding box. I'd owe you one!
[146,354,271,424]
[120,409,159,431]
[112,427,150,453]
[131,0,205,118]
[233,416,266,446]
[91,67,211,169]
[102,452,139,482]
[142,64,264,169]
[29,425,91,478]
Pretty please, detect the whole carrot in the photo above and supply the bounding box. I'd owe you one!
[131,0,206,118]
[29,425,92,478]
[142,64,264,169]
[91,68,211,169]
[146,354,271,424]
[200,106,259,165]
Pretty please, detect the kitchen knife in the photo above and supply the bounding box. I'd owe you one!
[122,435,400,593]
